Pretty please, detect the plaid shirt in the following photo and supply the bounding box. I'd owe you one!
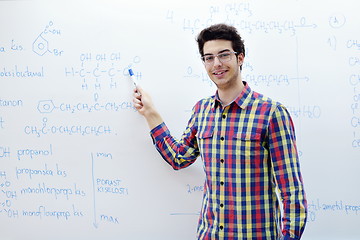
[150,83,307,240]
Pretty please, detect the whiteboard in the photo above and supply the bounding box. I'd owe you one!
[0,1,359,239]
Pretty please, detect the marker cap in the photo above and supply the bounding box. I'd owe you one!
[128,69,134,76]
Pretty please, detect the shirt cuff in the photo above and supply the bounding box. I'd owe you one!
[150,122,170,143]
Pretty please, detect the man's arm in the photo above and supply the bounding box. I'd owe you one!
[133,86,200,170]
[133,86,163,130]
[268,105,308,240]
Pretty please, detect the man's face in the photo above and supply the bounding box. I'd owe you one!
[202,39,243,89]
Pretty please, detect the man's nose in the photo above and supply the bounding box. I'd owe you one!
[213,56,223,66]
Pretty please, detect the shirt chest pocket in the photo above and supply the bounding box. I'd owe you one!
[196,127,215,156]
[232,132,265,165]
[234,132,261,141]
[197,129,264,153]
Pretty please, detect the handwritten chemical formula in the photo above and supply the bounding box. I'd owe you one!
[32,21,64,57]
[1,1,360,239]
[64,52,142,95]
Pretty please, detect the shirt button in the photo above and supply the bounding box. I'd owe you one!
[220,181,224,186]
[222,114,226,119]
[220,136,224,141]
[220,225,224,230]
[220,203,224,208]
[220,159,224,163]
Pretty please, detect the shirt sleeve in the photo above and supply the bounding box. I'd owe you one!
[150,110,200,170]
[268,105,308,240]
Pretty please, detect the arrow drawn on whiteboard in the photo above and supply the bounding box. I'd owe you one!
[294,23,317,29]
[91,153,99,228]
[294,17,317,29]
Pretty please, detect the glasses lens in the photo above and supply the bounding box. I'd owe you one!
[219,52,231,62]
[202,55,213,64]
[201,52,237,64]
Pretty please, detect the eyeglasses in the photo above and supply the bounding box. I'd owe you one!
[201,51,238,65]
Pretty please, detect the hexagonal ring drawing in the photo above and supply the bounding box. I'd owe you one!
[37,100,55,113]
[33,35,49,56]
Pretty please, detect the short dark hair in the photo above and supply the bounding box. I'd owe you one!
[196,23,245,58]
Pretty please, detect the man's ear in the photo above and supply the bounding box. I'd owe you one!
[237,52,244,64]
[237,52,244,69]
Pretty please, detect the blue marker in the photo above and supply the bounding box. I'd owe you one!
[128,68,137,87]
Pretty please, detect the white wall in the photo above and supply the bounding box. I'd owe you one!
[0,1,359,239]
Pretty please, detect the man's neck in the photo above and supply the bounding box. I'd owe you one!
[217,80,245,106]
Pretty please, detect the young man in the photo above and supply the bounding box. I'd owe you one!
[133,23,307,240]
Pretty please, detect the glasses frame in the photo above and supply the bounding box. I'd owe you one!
[201,51,238,65]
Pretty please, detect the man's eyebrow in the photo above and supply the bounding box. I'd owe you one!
[218,49,232,54]
[203,49,232,56]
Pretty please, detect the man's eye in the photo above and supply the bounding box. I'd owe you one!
[205,56,215,61]
[219,53,230,58]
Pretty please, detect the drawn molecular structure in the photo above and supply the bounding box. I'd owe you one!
[32,21,64,57]
[33,35,49,56]
[37,100,55,113]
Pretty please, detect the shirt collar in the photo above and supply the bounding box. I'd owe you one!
[212,81,252,110]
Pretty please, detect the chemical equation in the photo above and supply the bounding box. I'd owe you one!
[64,52,142,94]
[185,17,316,36]
[286,105,322,119]
[24,117,112,137]
[166,3,316,36]
[183,61,254,88]
[37,99,136,114]
[244,74,309,87]
[184,66,309,88]
[183,66,213,87]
